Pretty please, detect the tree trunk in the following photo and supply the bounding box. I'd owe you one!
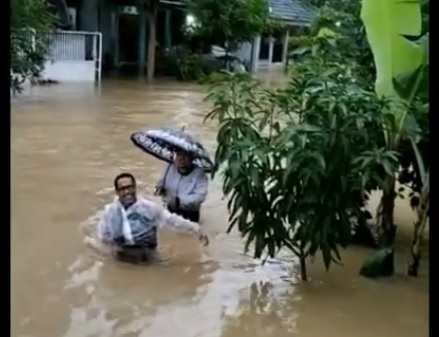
[408,172,429,277]
[360,176,397,278]
[375,176,397,247]
[299,257,307,281]
[146,2,158,84]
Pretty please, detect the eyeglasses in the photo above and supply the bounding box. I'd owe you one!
[116,184,135,192]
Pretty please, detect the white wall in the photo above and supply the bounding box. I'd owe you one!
[234,37,260,72]
[42,61,96,82]
[233,41,253,64]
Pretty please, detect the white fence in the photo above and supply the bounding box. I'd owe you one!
[42,30,102,83]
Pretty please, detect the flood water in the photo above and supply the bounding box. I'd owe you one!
[11,80,429,337]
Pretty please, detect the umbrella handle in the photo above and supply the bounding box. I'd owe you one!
[154,187,165,196]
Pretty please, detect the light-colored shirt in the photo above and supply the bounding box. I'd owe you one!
[156,164,208,211]
[97,197,201,247]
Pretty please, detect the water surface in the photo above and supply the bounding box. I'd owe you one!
[11,80,428,337]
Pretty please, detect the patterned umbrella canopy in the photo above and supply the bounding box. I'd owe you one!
[130,128,214,172]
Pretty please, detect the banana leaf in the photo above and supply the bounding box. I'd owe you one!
[360,0,426,99]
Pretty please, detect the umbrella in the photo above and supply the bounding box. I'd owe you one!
[130,128,214,172]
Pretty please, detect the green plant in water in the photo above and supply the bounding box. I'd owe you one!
[360,0,429,277]
[204,59,393,280]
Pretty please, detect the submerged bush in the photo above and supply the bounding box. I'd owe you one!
[204,61,394,280]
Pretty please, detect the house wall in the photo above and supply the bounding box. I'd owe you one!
[233,37,261,72]
[42,61,96,81]
[233,41,253,69]
[244,28,290,72]
[99,5,113,56]
[77,0,113,58]
[78,0,98,31]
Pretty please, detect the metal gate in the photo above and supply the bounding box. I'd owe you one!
[42,30,102,83]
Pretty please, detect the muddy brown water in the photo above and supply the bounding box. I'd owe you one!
[11,80,428,337]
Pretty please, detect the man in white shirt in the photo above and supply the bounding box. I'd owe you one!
[92,172,209,263]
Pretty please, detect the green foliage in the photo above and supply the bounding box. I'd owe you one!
[184,0,272,52]
[358,0,429,276]
[202,0,429,280]
[11,0,57,92]
[290,1,375,86]
[394,1,429,191]
[204,52,394,278]
[360,0,429,220]
[177,53,207,81]
[361,0,426,98]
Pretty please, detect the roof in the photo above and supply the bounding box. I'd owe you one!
[268,0,314,26]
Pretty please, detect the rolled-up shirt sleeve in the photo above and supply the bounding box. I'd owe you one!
[150,202,200,235]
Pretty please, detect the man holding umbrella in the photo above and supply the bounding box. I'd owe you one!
[131,128,214,223]
[155,149,208,222]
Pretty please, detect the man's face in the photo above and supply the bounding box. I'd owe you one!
[174,151,192,169]
[116,177,137,207]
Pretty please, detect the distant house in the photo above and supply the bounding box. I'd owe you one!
[42,0,185,82]
[94,1,186,75]
[234,0,314,72]
[43,0,312,82]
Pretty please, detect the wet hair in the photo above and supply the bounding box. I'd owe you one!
[114,172,136,190]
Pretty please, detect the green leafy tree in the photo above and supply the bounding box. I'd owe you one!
[298,0,429,278]
[11,0,57,93]
[204,31,393,280]
[291,1,375,87]
[185,0,272,55]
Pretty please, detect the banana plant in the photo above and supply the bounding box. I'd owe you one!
[407,137,429,276]
[360,0,429,276]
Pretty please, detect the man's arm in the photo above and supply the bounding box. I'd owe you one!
[157,207,200,234]
[146,200,208,245]
[178,169,208,209]
[97,205,115,244]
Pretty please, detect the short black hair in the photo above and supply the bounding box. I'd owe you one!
[114,172,136,189]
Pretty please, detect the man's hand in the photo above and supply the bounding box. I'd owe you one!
[198,232,209,246]
[167,196,180,211]
[154,187,166,196]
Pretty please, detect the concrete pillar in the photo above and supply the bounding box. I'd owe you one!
[164,9,172,51]
[138,7,147,76]
[282,28,290,72]
[79,0,98,31]
[112,11,119,67]
[79,0,99,60]
[252,36,261,72]
[99,5,113,55]
[268,36,274,69]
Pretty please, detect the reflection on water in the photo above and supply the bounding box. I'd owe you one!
[11,80,428,337]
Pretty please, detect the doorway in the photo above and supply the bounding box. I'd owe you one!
[271,29,284,63]
[117,13,139,73]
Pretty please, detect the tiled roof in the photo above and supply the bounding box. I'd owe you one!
[268,0,314,26]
